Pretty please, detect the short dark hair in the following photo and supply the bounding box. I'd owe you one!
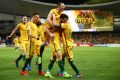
[32,12,39,17]
[57,2,64,6]
[60,14,68,20]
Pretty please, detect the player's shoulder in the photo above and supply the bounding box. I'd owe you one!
[26,21,33,26]
[50,8,57,13]
[26,21,31,24]
[62,23,70,26]
[16,22,23,28]
[51,8,56,11]
[17,22,22,26]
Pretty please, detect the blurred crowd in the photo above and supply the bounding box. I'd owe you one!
[0,32,120,45]
[72,32,120,44]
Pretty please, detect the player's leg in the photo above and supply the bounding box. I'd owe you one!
[45,54,56,78]
[26,45,34,71]
[15,43,19,52]
[20,51,30,76]
[21,41,27,61]
[57,46,66,76]
[52,35,71,78]
[15,42,26,68]
[15,53,22,68]
[37,43,46,75]
[20,41,30,76]
[45,40,57,78]
[34,44,45,75]
[52,33,64,70]
[67,46,82,78]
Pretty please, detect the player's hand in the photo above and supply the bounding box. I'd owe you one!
[50,33,54,38]
[6,36,11,40]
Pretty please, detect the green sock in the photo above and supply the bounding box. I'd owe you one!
[16,54,22,62]
[58,60,64,72]
[22,58,30,70]
[47,60,55,71]
[69,61,79,74]
[62,59,65,66]
[40,44,45,57]
[29,56,33,66]
[22,55,26,61]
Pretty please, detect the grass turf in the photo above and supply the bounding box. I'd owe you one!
[0,47,120,80]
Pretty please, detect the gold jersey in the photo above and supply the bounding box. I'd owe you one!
[37,25,45,41]
[61,23,73,46]
[16,23,28,41]
[27,21,38,38]
[44,8,61,29]
[49,8,61,23]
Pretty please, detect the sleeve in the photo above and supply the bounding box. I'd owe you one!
[15,24,20,30]
[49,9,54,14]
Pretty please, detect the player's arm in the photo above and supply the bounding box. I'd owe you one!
[6,24,19,39]
[47,12,53,26]
[44,26,54,38]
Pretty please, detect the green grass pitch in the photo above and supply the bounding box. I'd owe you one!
[0,47,120,80]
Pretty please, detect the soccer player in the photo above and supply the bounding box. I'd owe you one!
[36,21,46,73]
[32,20,47,75]
[58,14,82,78]
[13,36,20,52]
[7,16,29,68]
[20,12,45,76]
[44,2,71,78]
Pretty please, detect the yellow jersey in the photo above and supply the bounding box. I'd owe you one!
[27,21,42,45]
[61,23,73,46]
[37,25,45,41]
[27,21,38,38]
[16,23,28,41]
[49,8,61,23]
[44,8,61,29]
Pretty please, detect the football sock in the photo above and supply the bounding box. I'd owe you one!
[22,58,30,71]
[38,61,42,71]
[58,60,64,72]
[37,44,45,71]
[40,44,45,57]
[22,55,26,61]
[68,61,79,74]
[29,56,33,66]
[47,60,55,72]
[16,54,23,62]
[62,59,65,66]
